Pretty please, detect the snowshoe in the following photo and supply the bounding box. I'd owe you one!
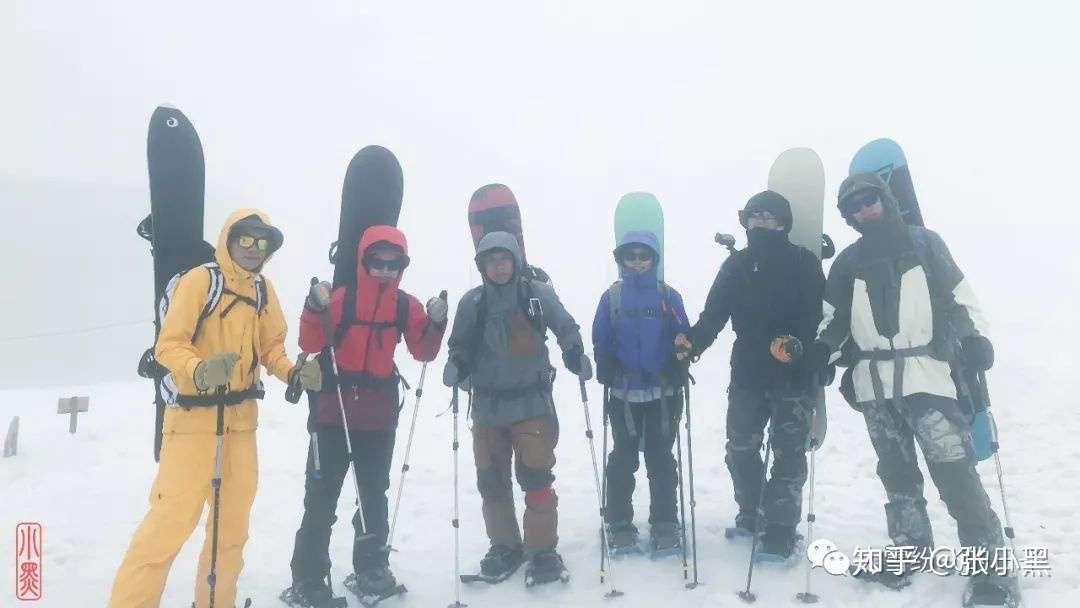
[962,576,1021,608]
[279,578,347,608]
[753,525,804,567]
[849,564,913,590]
[724,512,757,539]
[343,567,407,607]
[524,550,570,587]
[607,521,643,556]
[649,521,682,559]
[460,544,525,584]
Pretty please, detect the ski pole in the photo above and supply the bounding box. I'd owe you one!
[207,385,227,608]
[448,386,467,608]
[286,352,323,480]
[600,388,611,589]
[386,290,447,552]
[673,387,690,582]
[683,382,701,589]
[981,371,1020,578]
[796,402,821,604]
[580,375,624,598]
[311,277,375,543]
[738,431,773,603]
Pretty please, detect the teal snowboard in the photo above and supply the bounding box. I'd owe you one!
[614,192,664,279]
[849,138,925,226]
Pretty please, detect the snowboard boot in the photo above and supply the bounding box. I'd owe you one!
[280,577,346,608]
[524,550,569,586]
[480,544,525,579]
[963,574,1021,607]
[347,566,398,597]
[725,510,757,539]
[606,521,641,554]
[649,521,682,557]
[759,524,798,559]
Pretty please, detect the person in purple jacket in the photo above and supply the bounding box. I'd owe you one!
[592,230,690,556]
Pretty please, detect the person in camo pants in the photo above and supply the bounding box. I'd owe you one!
[805,172,1014,604]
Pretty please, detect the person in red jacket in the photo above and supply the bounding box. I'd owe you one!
[283,225,446,606]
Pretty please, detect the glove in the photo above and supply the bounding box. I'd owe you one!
[443,354,472,387]
[804,340,832,374]
[306,281,332,312]
[289,358,323,392]
[674,334,693,361]
[194,352,240,391]
[769,335,804,364]
[960,335,994,371]
[426,295,448,325]
[596,356,616,386]
[562,345,593,380]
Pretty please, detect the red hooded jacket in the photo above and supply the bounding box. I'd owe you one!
[299,225,444,429]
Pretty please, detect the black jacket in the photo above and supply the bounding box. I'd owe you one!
[688,235,825,390]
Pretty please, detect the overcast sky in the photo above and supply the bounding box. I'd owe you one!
[4,0,1078,386]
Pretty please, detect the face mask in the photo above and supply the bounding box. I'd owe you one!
[746,226,786,250]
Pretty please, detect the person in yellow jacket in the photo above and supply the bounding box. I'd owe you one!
[109,209,322,608]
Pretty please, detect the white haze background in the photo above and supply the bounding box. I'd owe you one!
[3,1,1079,607]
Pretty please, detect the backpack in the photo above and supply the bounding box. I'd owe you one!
[468,278,546,358]
[138,262,268,405]
[606,279,675,324]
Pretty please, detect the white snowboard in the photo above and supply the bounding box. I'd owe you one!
[768,147,828,449]
[767,147,825,260]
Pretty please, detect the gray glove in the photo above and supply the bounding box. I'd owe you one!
[290,358,323,392]
[426,296,448,325]
[306,281,332,312]
[194,352,240,391]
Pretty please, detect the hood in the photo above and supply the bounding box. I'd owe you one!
[216,208,284,277]
[356,224,410,288]
[475,230,523,279]
[613,230,661,282]
[738,190,793,234]
[837,172,903,232]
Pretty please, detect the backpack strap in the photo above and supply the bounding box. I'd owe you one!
[333,285,410,347]
[607,280,622,321]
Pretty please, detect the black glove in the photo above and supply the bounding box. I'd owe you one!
[960,335,994,371]
[804,340,832,374]
[451,354,472,381]
[596,356,616,386]
[563,344,584,375]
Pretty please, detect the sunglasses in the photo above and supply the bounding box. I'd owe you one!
[840,190,881,215]
[747,210,778,222]
[235,235,271,251]
[365,257,405,272]
[621,250,654,263]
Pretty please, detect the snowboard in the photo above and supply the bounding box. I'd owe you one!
[849,138,925,227]
[467,183,550,283]
[330,145,404,287]
[767,148,830,448]
[137,105,214,462]
[613,192,665,280]
[768,148,826,259]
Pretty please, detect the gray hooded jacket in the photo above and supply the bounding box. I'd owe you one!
[443,231,584,427]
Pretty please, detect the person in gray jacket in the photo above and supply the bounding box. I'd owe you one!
[806,172,1014,605]
[443,231,592,585]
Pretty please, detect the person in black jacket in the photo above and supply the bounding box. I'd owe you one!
[675,191,824,559]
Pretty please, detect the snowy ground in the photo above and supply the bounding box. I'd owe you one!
[2,332,1076,607]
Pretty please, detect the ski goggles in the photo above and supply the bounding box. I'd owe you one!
[364,256,406,272]
[234,234,271,251]
[620,250,654,263]
[839,189,881,216]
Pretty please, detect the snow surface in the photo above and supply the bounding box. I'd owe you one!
[5,1,1080,606]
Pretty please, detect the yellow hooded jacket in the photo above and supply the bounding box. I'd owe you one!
[154,209,293,434]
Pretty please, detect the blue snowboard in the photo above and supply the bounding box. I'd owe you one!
[850,138,924,226]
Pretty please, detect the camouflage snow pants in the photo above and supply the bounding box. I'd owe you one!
[861,392,1004,551]
[726,386,813,530]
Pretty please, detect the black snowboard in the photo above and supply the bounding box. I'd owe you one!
[329,146,404,287]
[137,105,214,462]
